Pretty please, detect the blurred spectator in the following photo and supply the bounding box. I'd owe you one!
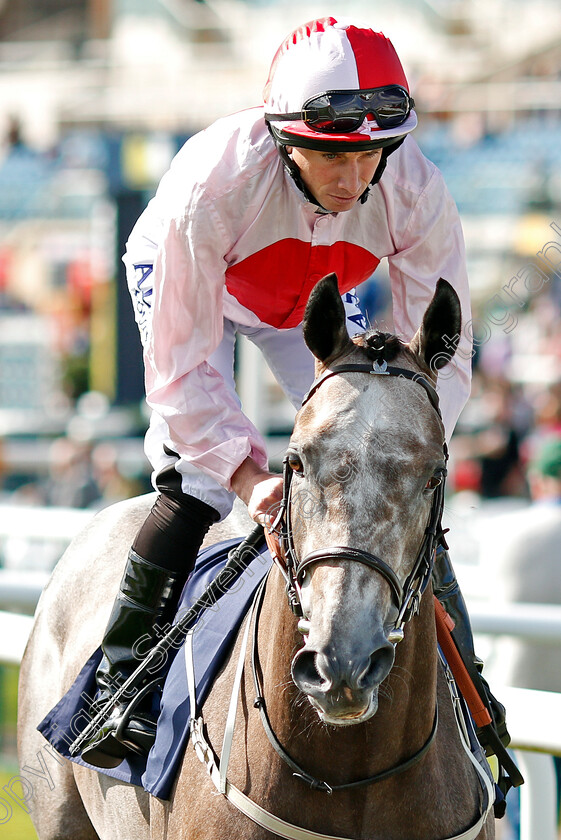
[8,435,144,510]
[532,380,561,436]
[452,374,530,498]
[487,435,561,680]
[90,441,143,509]
[41,437,100,508]
[6,116,25,151]
[477,379,525,498]
[10,436,100,508]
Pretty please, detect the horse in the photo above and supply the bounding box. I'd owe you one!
[17,273,495,839]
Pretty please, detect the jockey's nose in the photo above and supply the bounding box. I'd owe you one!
[338,160,362,195]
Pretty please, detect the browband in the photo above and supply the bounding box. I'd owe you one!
[302,361,441,416]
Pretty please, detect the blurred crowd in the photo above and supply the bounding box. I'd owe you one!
[4,436,145,511]
[451,274,561,501]
[2,264,561,513]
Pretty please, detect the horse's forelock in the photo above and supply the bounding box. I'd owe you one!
[353,330,412,365]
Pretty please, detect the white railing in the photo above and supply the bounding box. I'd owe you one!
[0,505,93,541]
[0,569,49,613]
[498,686,561,840]
[470,601,561,641]
[0,611,34,664]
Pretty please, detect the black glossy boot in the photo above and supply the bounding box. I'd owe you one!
[432,545,510,754]
[80,489,219,769]
[80,550,183,768]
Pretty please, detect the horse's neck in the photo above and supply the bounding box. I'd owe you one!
[255,568,439,783]
[387,589,440,746]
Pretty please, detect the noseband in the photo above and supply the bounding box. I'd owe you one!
[267,358,449,642]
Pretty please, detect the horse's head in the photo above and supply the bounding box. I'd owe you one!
[285,273,461,725]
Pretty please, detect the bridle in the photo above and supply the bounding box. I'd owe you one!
[266,357,449,645]
[188,355,496,838]
[255,356,448,789]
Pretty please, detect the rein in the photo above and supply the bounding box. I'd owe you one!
[254,356,447,790]
[187,571,494,840]
[250,573,439,794]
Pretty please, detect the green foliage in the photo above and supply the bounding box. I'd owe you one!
[2,666,18,728]
[61,351,90,400]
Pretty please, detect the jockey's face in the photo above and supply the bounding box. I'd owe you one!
[288,146,383,212]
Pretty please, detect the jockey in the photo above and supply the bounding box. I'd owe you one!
[80,17,506,767]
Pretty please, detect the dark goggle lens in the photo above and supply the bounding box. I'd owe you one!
[303,87,412,133]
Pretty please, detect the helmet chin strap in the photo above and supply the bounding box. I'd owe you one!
[275,143,329,210]
[273,132,406,211]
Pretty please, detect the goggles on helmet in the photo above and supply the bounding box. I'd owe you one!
[265,85,414,134]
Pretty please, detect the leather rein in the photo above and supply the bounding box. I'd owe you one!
[251,573,439,794]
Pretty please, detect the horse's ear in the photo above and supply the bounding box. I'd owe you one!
[303,274,355,365]
[410,278,462,372]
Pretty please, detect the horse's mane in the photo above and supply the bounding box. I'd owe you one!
[353,329,415,365]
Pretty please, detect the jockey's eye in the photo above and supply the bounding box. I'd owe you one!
[287,453,304,474]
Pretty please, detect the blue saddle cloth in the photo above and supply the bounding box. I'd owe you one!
[38,537,272,800]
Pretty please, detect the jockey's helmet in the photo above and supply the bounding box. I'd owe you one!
[263,17,417,201]
[264,17,417,154]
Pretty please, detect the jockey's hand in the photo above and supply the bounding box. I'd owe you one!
[231,457,283,527]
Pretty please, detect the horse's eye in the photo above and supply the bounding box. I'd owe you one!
[425,472,444,491]
[288,454,304,474]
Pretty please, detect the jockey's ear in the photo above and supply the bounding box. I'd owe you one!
[410,278,462,373]
[303,273,354,365]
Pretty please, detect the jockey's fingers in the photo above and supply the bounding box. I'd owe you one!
[247,477,283,526]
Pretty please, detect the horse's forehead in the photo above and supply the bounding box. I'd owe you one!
[297,374,440,456]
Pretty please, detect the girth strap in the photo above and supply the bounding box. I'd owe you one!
[434,597,524,791]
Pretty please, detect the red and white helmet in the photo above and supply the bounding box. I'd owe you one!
[264,17,417,151]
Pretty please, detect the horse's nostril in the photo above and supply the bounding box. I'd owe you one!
[292,649,325,690]
[357,645,394,689]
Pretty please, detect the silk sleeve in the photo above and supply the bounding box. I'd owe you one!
[141,199,269,489]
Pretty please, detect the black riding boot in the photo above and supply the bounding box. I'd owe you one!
[81,550,183,767]
[80,490,219,768]
[432,545,510,754]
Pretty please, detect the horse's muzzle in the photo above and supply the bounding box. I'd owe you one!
[291,638,395,724]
